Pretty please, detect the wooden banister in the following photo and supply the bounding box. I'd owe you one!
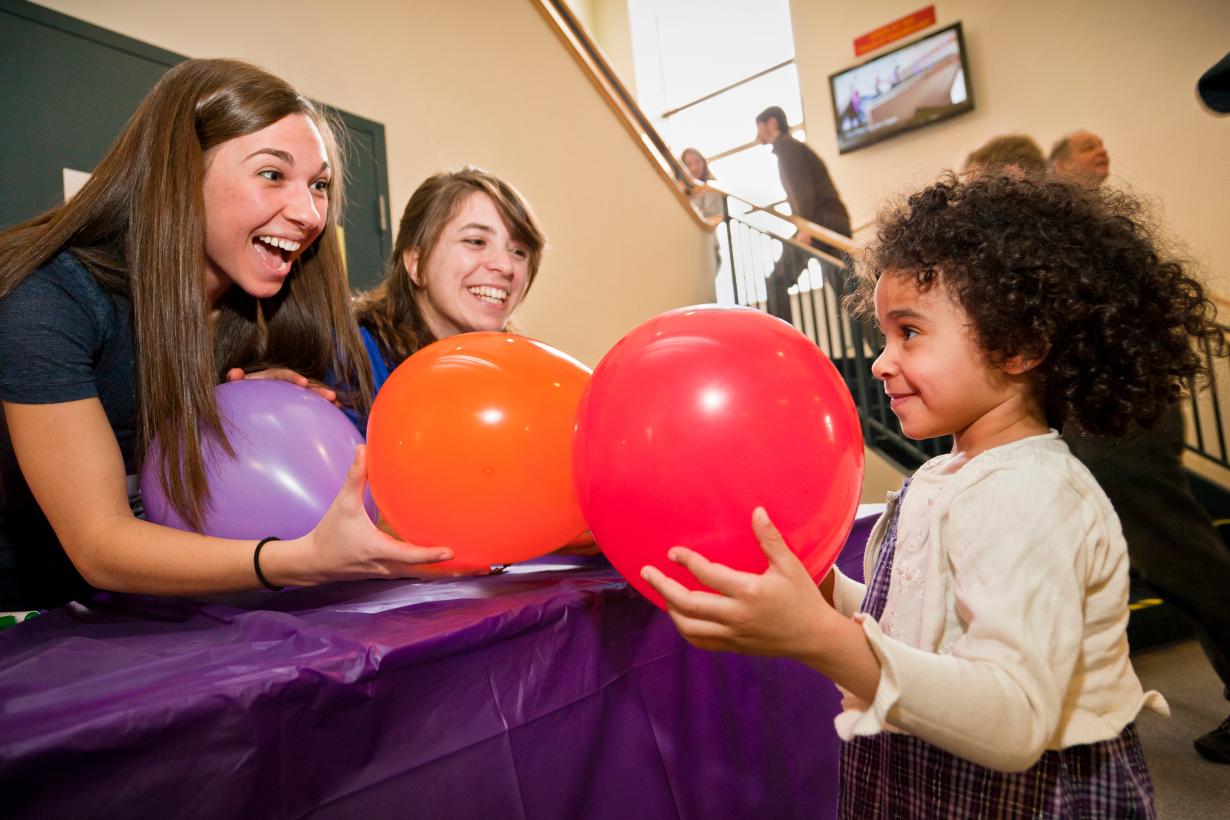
[531,0,711,230]
[690,182,855,263]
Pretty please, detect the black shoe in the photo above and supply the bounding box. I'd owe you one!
[1194,715,1230,764]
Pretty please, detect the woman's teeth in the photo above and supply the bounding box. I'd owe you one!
[468,286,507,304]
[257,235,301,253]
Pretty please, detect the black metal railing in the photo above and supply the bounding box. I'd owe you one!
[1187,330,1230,470]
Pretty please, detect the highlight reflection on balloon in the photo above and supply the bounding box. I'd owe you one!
[573,305,864,610]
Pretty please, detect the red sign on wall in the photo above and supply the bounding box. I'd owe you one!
[853,6,937,57]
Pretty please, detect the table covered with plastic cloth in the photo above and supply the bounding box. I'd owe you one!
[0,511,880,819]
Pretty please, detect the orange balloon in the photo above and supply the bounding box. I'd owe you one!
[366,332,591,565]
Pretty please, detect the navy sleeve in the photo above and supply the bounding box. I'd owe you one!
[0,254,112,405]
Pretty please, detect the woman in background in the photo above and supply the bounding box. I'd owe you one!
[680,147,724,222]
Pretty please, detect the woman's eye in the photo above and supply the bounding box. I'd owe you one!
[511,247,529,260]
[465,238,486,247]
[312,179,331,192]
[259,169,283,182]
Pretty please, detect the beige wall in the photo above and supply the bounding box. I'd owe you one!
[862,445,904,503]
[564,0,637,97]
[33,0,712,368]
[790,0,1230,292]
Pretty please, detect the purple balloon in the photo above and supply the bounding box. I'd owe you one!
[140,380,377,539]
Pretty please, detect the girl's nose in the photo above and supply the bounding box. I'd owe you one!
[871,348,894,381]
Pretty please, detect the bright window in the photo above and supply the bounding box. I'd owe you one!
[628,0,804,208]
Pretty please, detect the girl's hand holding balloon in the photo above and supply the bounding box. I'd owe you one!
[640,507,833,657]
[641,507,883,703]
[225,367,339,406]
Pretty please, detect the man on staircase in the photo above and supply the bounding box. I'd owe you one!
[755,106,851,322]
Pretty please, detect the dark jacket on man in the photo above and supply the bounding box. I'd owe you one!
[772,133,851,239]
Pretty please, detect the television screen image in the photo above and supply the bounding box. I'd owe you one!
[829,22,974,154]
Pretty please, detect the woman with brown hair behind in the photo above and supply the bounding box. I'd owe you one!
[352,167,545,399]
[352,169,599,561]
[0,59,454,611]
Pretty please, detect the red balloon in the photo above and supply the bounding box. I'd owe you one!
[366,332,591,565]
[573,306,864,609]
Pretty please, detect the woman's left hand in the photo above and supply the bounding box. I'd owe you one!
[225,367,339,406]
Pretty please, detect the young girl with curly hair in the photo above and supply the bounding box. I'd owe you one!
[642,173,1223,817]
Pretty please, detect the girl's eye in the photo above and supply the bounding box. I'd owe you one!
[259,169,283,182]
[465,237,486,247]
[902,327,919,341]
[312,179,331,193]
[510,247,529,260]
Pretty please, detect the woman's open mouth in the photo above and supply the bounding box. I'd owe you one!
[252,235,302,276]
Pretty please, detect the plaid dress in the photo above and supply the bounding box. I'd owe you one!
[839,482,1156,819]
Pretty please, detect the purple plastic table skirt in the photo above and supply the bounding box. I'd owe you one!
[0,513,878,820]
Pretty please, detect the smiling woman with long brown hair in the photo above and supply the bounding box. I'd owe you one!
[0,59,453,610]
[352,167,546,399]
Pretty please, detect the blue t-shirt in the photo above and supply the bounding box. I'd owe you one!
[361,325,394,396]
[342,325,397,432]
[0,251,139,609]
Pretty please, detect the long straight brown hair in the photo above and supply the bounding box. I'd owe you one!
[353,168,546,367]
[0,58,372,530]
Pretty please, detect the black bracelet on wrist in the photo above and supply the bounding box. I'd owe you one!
[253,536,284,591]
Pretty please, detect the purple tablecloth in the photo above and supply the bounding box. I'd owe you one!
[0,514,878,820]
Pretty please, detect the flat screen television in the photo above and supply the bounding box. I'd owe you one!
[829,21,974,154]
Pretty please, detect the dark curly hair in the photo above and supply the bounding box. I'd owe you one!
[846,173,1224,437]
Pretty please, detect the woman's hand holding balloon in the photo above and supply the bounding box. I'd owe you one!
[225,367,339,406]
[373,514,491,578]
[262,445,457,585]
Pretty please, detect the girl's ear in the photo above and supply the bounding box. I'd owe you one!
[403,248,421,287]
[1002,346,1048,374]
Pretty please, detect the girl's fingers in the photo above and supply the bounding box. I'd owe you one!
[668,547,754,598]
[641,565,736,621]
[751,507,801,571]
[665,609,734,646]
[641,563,689,601]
